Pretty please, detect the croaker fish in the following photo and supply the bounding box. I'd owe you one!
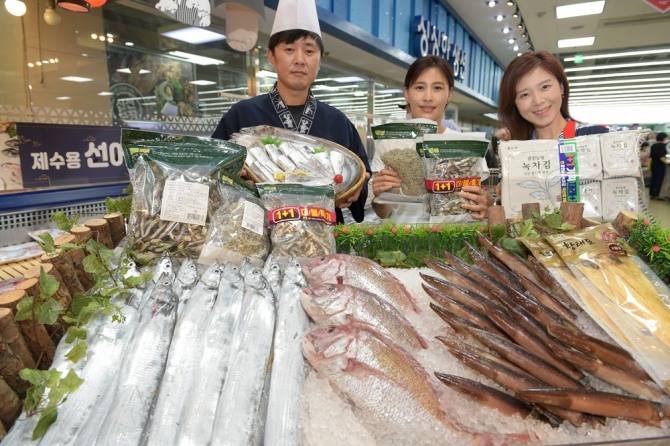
[302,254,420,313]
[302,283,428,351]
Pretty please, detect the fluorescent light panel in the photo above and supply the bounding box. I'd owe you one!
[567,70,670,80]
[61,76,93,82]
[558,37,595,48]
[168,51,224,66]
[564,48,670,62]
[161,27,226,44]
[190,80,217,86]
[565,60,670,72]
[556,1,605,19]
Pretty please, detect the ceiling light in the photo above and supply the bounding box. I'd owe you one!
[56,96,71,100]
[517,22,523,28]
[564,48,670,62]
[565,60,670,72]
[513,45,520,51]
[257,70,278,79]
[5,0,26,16]
[508,38,515,44]
[98,91,114,96]
[495,14,504,21]
[168,51,225,66]
[57,0,90,12]
[161,27,226,45]
[190,80,217,86]
[558,37,595,48]
[125,42,134,46]
[556,1,605,19]
[487,1,496,7]
[512,9,519,18]
[87,0,105,7]
[61,76,93,82]
[503,27,511,34]
[506,0,514,5]
[44,0,61,25]
[568,70,670,81]
[116,68,131,74]
[332,76,365,83]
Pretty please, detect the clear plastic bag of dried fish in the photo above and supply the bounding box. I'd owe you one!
[197,182,271,267]
[371,119,437,199]
[258,182,336,261]
[121,129,247,263]
[228,125,365,200]
[421,133,489,223]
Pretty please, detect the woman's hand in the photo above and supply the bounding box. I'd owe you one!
[371,168,402,197]
[459,185,494,220]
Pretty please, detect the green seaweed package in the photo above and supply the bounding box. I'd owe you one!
[421,133,489,223]
[370,119,437,196]
[121,129,249,261]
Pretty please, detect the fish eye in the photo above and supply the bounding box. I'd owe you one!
[327,326,336,333]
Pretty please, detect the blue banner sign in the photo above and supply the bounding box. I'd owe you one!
[16,123,128,189]
[412,15,467,81]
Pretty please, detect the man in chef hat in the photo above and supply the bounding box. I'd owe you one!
[212,0,371,224]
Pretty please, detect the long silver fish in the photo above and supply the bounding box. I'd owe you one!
[176,262,245,446]
[264,257,310,446]
[145,261,221,446]
[94,273,178,446]
[210,267,276,446]
[172,256,199,317]
[262,254,283,298]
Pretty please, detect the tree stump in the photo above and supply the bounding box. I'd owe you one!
[0,337,29,396]
[487,205,506,235]
[560,202,584,229]
[54,234,94,291]
[70,226,92,244]
[0,290,55,370]
[612,210,638,236]
[41,250,86,297]
[84,218,114,249]
[15,277,38,297]
[104,212,127,247]
[21,264,70,344]
[521,203,541,221]
[0,376,21,431]
[0,307,36,370]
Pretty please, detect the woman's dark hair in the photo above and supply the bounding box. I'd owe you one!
[498,51,570,140]
[268,30,324,56]
[404,55,455,90]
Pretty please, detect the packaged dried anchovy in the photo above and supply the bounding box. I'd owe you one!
[197,181,271,267]
[258,182,336,260]
[371,119,436,197]
[121,129,247,262]
[421,133,489,223]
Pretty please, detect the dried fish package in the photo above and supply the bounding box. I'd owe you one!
[546,224,670,393]
[421,133,489,223]
[258,182,336,260]
[121,130,247,261]
[371,119,436,198]
[229,125,366,204]
[197,182,271,267]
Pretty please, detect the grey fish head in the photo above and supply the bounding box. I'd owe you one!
[283,256,307,287]
[152,252,174,283]
[223,263,242,283]
[244,267,268,290]
[175,257,198,288]
[201,260,223,289]
[151,272,178,315]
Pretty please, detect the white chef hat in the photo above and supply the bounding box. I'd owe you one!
[270,0,321,37]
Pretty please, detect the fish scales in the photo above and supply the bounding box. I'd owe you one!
[302,254,420,314]
[302,283,427,351]
[145,261,221,446]
[264,257,311,446]
[210,267,276,446]
[94,273,178,446]
[176,262,245,446]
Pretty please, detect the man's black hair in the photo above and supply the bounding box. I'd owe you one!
[268,29,324,56]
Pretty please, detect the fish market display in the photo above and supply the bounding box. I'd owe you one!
[229,125,365,201]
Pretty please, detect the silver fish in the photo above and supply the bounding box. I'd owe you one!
[145,261,221,446]
[172,256,199,317]
[176,262,245,446]
[94,273,178,446]
[210,268,276,446]
[262,254,283,298]
[264,257,310,446]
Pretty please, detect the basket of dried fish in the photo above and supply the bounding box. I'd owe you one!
[229,125,367,206]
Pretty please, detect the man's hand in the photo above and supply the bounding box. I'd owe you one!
[338,172,371,209]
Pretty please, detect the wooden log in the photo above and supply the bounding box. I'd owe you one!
[612,210,638,237]
[521,203,541,221]
[84,218,114,249]
[54,234,94,291]
[560,202,584,229]
[0,376,21,431]
[15,278,38,297]
[0,334,31,396]
[104,211,127,247]
[41,250,85,298]
[581,218,602,228]
[487,205,506,233]
[0,290,55,369]
[21,264,70,344]
[70,225,92,244]
[0,307,36,370]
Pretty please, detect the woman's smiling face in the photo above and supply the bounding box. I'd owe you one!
[514,67,565,138]
[404,67,452,124]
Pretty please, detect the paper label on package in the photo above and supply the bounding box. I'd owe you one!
[160,180,209,225]
[241,200,265,236]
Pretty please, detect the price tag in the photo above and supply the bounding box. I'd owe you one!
[160,180,209,225]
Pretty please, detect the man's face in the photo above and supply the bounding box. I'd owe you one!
[267,37,321,95]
